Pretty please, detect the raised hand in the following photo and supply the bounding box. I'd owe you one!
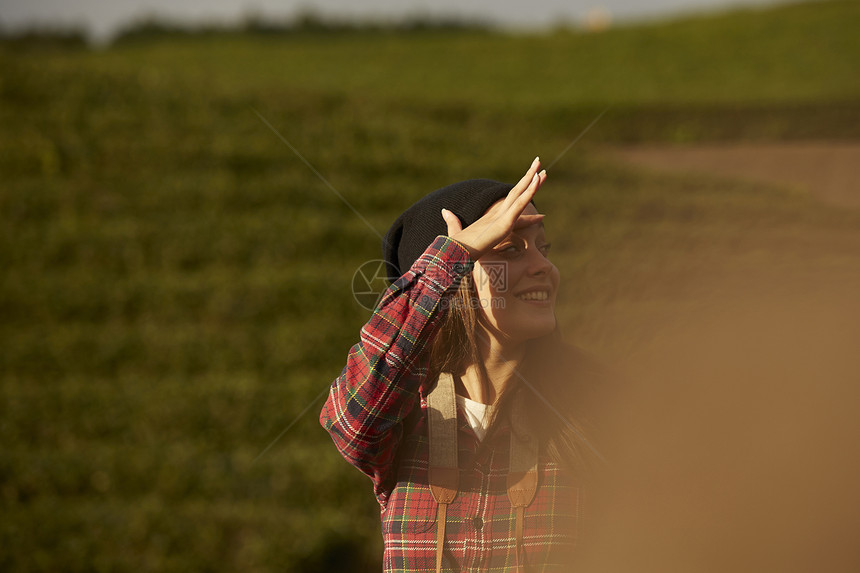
[441,157,546,261]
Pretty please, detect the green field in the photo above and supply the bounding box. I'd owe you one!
[2,1,859,571]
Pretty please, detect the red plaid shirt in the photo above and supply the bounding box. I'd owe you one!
[321,236,584,572]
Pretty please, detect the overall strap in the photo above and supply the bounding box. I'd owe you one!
[507,399,539,573]
[427,372,459,573]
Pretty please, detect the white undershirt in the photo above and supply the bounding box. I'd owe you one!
[456,394,496,441]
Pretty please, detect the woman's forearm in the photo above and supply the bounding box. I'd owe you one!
[320,235,471,499]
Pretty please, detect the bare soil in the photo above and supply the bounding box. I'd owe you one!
[603,141,860,209]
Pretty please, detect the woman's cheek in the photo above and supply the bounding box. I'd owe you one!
[472,265,494,305]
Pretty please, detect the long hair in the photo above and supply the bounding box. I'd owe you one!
[428,275,605,474]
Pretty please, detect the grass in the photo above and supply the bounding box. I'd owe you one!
[92,0,859,107]
[1,1,859,570]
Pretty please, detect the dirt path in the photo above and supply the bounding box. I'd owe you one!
[604,142,860,209]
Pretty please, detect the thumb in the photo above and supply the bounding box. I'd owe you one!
[441,208,463,237]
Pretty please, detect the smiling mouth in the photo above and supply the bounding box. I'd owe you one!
[516,290,550,302]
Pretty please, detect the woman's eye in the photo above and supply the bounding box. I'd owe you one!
[539,243,552,255]
[498,244,521,256]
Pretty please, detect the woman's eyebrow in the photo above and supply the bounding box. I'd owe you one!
[517,221,545,236]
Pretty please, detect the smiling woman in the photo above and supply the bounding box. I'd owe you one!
[471,202,560,348]
[320,158,610,572]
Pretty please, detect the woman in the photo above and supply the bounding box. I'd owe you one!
[321,157,605,572]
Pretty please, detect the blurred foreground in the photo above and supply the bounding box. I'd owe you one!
[583,273,860,573]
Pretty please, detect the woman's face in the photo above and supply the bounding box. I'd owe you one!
[472,202,560,344]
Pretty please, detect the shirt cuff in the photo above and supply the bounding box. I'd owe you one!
[411,235,473,285]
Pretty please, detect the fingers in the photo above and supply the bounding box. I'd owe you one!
[522,169,546,202]
[439,158,547,260]
[519,156,541,185]
[508,158,546,207]
[441,208,463,236]
[503,157,542,208]
[504,167,546,224]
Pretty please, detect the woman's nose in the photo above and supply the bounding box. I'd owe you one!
[526,248,553,276]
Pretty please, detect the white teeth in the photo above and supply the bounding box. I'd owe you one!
[517,291,548,301]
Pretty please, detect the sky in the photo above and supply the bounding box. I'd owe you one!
[1,0,802,42]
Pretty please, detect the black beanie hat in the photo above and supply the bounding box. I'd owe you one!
[382,178,515,282]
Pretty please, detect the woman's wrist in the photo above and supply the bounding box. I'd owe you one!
[446,236,479,263]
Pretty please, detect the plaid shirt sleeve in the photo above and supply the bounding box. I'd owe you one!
[320,235,472,506]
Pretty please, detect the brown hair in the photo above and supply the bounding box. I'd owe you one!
[428,276,604,473]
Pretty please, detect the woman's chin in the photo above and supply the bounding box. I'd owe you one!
[497,317,557,343]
